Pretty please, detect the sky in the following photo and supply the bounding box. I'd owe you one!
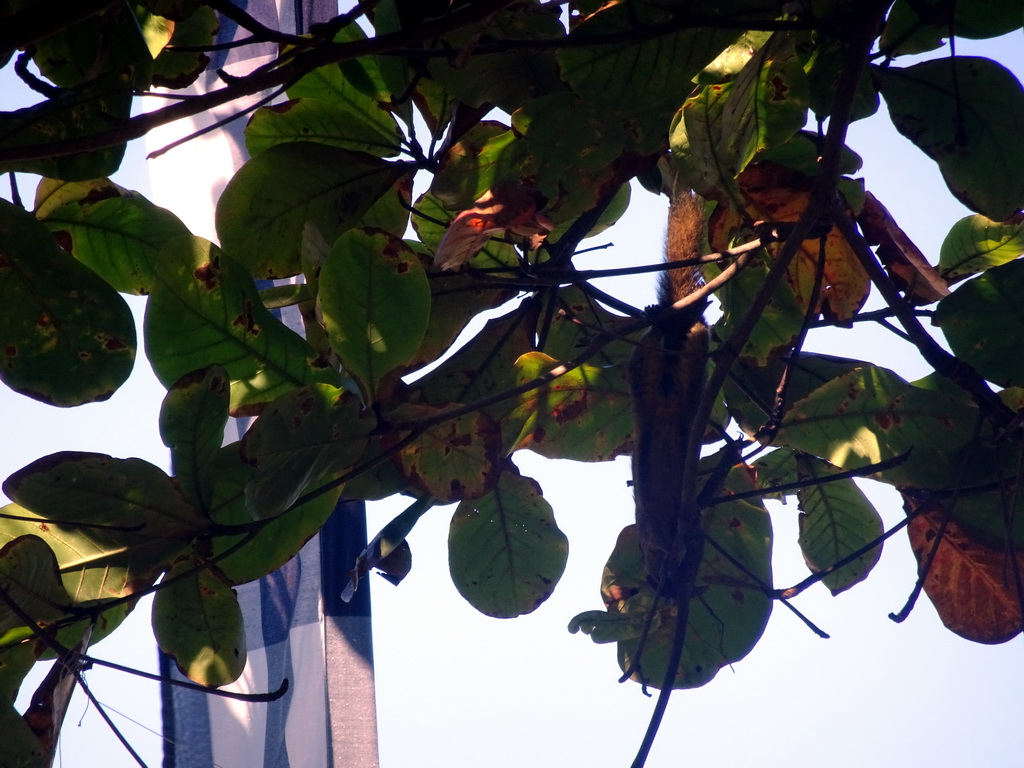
[1,20,1023,768]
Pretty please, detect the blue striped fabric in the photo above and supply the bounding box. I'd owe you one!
[157,3,379,766]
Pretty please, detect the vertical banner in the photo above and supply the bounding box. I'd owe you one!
[146,3,380,766]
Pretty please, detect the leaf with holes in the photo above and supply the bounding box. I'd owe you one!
[448,466,567,618]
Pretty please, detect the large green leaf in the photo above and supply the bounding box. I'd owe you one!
[159,365,230,512]
[933,258,1024,387]
[152,562,245,687]
[319,228,430,401]
[776,366,978,489]
[245,98,402,159]
[0,536,74,635]
[510,352,633,462]
[448,467,568,618]
[37,185,190,295]
[880,58,1024,220]
[145,235,338,415]
[1,453,205,600]
[0,200,136,406]
[241,386,375,519]
[938,213,1024,283]
[215,142,408,278]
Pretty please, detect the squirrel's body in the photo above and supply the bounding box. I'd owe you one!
[628,191,709,585]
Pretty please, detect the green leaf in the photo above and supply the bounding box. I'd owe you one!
[0,536,74,635]
[383,405,502,503]
[558,4,736,111]
[245,98,402,158]
[448,467,568,618]
[804,35,879,121]
[216,142,407,278]
[725,353,867,436]
[881,0,1024,55]
[241,386,375,518]
[712,252,804,365]
[159,365,230,511]
[426,3,565,111]
[0,453,204,600]
[719,33,810,173]
[510,352,633,462]
[151,5,218,89]
[880,58,1024,220]
[413,301,539,441]
[672,34,809,190]
[319,228,430,401]
[933,258,1024,387]
[31,4,153,88]
[203,447,340,586]
[0,200,136,406]
[0,74,132,180]
[938,213,1024,282]
[599,479,773,691]
[0,701,47,768]
[37,187,190,295]
[794,457,883,595]
[287,21,392,106]
[152,562,245,687]
[776,366,978,489]
[145,235,338,414]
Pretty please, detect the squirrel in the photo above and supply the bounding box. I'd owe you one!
[628,189,710,587]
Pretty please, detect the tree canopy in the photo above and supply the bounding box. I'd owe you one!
[0,1,1023,765]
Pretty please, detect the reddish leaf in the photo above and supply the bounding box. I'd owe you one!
[908,501,1024,644]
